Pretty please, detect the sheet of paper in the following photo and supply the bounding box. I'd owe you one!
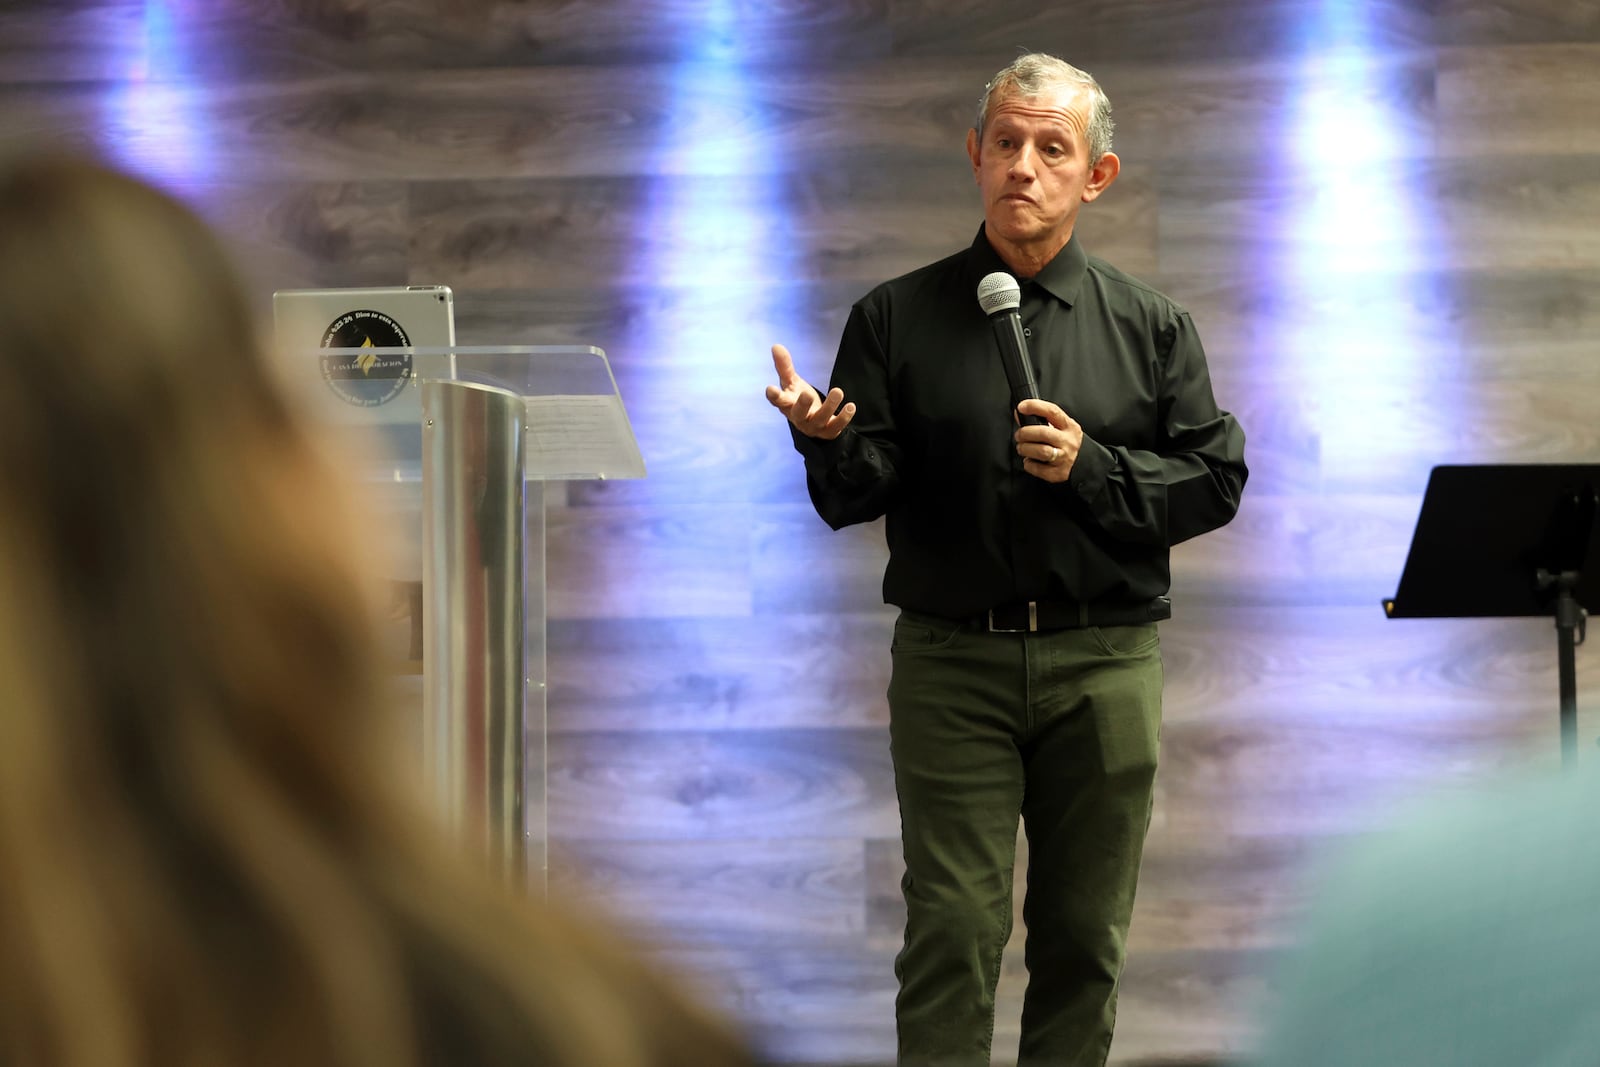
[522,394,645,479]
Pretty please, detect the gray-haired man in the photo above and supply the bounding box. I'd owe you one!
[766,53,1246,1066]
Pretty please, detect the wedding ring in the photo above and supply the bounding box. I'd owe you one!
[1047,446,1059,463]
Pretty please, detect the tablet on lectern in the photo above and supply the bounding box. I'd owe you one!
[272,284,455,422]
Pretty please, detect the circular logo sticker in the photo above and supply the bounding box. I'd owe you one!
[319,309,413,407]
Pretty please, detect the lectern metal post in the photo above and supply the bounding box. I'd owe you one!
[421,381,528,887]
[1538,569,1588,767]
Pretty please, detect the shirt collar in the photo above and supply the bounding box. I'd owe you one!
[966,224,1089,308]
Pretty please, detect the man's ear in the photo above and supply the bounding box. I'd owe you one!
[1082,150,1120,203]
[966,128,981,182]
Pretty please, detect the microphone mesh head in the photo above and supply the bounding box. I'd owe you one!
[976,271,1021,315]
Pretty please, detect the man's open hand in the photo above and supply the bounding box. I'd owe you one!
[765,343,855,440]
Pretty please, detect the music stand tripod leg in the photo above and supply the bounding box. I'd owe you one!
[1538,570,1588,767]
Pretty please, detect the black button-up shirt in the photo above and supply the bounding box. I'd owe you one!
[791,226,1248,619]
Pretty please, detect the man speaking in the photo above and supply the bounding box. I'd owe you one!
[766,53,1247,1067]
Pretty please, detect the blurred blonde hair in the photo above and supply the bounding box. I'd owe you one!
[0,155,751,1067]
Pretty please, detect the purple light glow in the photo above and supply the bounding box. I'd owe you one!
[102,0,211,194]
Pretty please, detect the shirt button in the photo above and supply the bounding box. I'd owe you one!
[1022,327,1033,338]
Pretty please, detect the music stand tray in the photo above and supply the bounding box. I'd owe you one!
[1385,464,1600,764]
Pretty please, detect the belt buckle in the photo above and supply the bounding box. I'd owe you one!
[986,602,1039,633]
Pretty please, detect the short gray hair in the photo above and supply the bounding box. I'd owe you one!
[974,53,1115,163]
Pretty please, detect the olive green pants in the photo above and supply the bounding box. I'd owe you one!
[887,609,1164,1067]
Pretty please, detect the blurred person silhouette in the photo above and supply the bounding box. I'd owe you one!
[0,154,753,1067]
[1252,763,1600,1067]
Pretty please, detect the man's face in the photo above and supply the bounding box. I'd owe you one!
[965,84,1118,255]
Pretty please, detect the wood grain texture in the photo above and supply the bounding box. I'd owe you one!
[1158,606,1600,728]
[1158,266,1600,381]
[1108,51,1436,166]
[5,63,980,184]
[1439,0,1600,45]
[1437,43,1600,157]
[659,938,898,1064]
[0,2,141,85]
[406,165,1123,292]
[548,728,898,841]
[549,838,866,939]
[548,614,894,732]
[110,0,893,75]
[545,503,756,619]
[199,180,412,295]
[886,0,1437,62]
[1162,153,1600,275]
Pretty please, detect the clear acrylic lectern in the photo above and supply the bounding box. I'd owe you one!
[297,344,644,891]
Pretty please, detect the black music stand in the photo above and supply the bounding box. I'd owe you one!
[1384,465,1600,766]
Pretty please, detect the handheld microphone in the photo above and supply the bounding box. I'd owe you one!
[976,271,1047,426]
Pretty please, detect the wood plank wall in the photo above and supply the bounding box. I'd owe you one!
[4,1,1600,1062]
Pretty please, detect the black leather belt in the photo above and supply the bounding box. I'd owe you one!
[983,596,1171,633]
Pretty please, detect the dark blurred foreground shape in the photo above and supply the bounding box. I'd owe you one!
[1253,764,1600,1067]
[0,153,754,1067]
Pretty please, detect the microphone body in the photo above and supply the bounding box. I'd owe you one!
[976,271,1048,427]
